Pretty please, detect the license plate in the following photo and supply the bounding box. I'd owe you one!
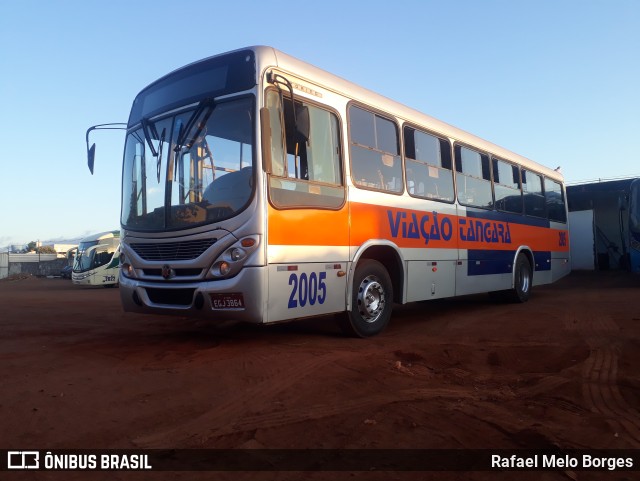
[210,293,245,309]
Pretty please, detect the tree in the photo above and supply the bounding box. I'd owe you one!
[26,241,37,252]
[37,246,57,254]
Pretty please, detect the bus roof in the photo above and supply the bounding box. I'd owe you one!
[255,46,563,183]
[79,230,120,243]
[138,45,563,183]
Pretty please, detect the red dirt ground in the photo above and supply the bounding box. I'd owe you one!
[1,272,639,481]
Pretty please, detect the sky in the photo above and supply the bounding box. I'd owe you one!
[1,0,638,248]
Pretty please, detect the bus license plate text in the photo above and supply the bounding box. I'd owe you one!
[211,293,245,309]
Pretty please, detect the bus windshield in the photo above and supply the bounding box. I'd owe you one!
[121,96,255,231]
[74,241,98,272]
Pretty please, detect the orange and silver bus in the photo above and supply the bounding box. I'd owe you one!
[87,46,570,336]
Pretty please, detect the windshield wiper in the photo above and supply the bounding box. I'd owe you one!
[141,118,159,157]
[174,98,216,151]
[156,127,166,182]
[141,119,166,182]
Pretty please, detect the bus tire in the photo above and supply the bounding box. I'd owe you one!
[340,259,393,338]
[510,254,532,303]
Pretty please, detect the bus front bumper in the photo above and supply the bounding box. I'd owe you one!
[119,266,266,323]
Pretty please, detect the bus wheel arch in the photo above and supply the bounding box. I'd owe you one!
[511,248,534,303]
[341,242,404,337]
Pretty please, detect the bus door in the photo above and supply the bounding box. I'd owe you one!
[263,88,349,322]
[455,150,517,295]
[400,127,459,302]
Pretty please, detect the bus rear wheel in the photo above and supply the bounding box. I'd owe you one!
[340,259,393,338]
[510,254,532,303]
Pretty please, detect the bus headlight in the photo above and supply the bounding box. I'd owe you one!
[120,253,137,279]
[210,236,259,279]
[122,263,136,278]
[230,247,245,262]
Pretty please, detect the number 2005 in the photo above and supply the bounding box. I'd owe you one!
[288,272,327,308]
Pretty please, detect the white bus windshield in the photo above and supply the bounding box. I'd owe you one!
[74,240,98,272]
[75,242,114,273]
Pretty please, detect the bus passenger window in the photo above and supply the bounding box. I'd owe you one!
[522,170,547,218]
[492,157,523,214]
[266,90,344,209]
[404,127,454,202]
[454,146,493,209]
[544,177,567,223]
[349,105,402,193]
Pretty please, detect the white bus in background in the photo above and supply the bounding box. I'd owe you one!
[72,231,121,287]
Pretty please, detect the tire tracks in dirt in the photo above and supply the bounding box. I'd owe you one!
[131,348,489,448]
[209,386,481,441]
[567,313,640,446]
[131,350,365,447]
[516,374,574,398]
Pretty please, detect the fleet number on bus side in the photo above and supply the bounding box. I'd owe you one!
[288,272,327,308]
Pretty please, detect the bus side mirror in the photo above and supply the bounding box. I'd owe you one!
[85,123,127,176]
[295,105,310,142]
[88,143,96,175]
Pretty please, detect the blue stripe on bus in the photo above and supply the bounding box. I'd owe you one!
[467,249,514,276]
[463,208,552,276]
[467,249,551,276]
[533,251,551,271]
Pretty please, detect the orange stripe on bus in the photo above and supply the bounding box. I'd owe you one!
[267,204,349,246]
[268,202,569,253]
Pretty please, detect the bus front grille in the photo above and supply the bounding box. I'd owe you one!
[145,287,195,306]
[130,239,217,261]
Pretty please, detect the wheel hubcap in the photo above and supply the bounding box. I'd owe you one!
[357,275,386,323]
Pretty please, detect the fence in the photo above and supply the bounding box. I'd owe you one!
[0,253,66,279]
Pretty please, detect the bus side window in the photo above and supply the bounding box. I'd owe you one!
[544,177,567,223]
[522,169,547,218]
[404,127,454,202]
[454,145,493,209]
[349,105,403,193]
[492,157,523,214]
[266,90,344,209]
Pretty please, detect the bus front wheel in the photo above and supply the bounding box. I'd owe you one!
[340,259,393,338]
